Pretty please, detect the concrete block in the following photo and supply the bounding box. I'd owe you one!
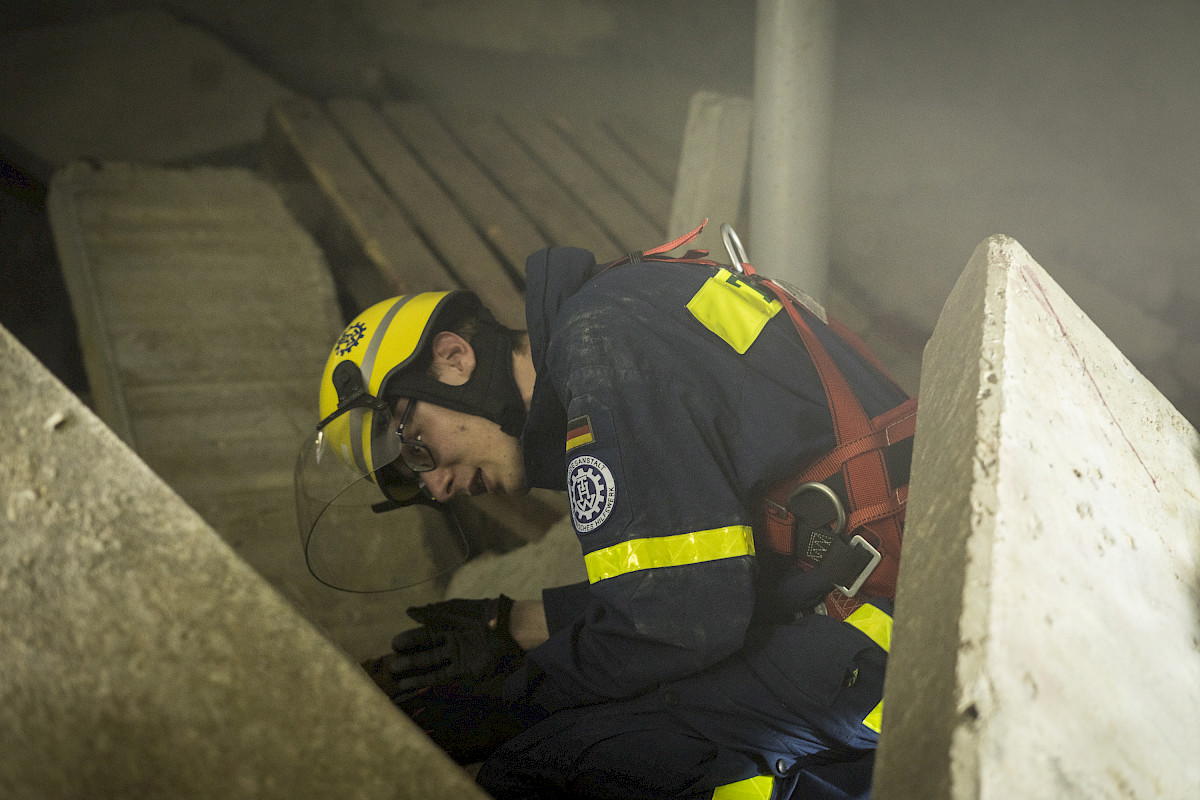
[667,91,752,258]
[876,235,1200,799]
[0,324,489,800]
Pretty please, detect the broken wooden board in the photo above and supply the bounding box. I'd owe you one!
[45,162,446,659]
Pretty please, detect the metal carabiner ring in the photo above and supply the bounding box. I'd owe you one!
[720,223,749,274]
[787,481,847,537]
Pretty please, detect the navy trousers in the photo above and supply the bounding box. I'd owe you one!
[476,602,890,800]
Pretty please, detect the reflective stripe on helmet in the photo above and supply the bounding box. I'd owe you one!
[360,294,416,396]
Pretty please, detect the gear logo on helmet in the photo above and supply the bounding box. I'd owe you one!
[334,322,367,355]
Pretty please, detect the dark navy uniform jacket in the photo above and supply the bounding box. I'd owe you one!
[504,246,908,717]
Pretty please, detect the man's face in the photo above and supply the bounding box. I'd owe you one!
[396,398,528,502]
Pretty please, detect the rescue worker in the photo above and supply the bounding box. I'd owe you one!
[296,223,913,799]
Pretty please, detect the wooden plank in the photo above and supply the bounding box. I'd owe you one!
[327,98,526,328]
[501,110,664,253]
[436,107,625,260]
[41,160,465,666]
[382,102,550,278]
[47,163,138,447]
[550,114,672,233]
[45,160,348,574]
[79,227,332,261]
[266,97,457,302]
[110,324,331,388]
[188,485,302,555]
[125,379,316,434]
[100,287,329,335]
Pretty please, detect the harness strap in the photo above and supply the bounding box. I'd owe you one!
[645,219,710,257]
[793,401,917,485]
[757,273,898,518]
[748,271,913,617]
[603,220,718,271]
[846,484,908,533]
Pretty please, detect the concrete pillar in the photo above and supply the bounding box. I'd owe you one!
[0,324,489,799]
[749,0,835,301]
[876,236,1200,798]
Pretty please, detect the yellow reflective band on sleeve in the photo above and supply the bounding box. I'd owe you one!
[712,774,775,800]
[844,602,892,734]
[686,269,783,354]
[844,603,893,652]
[584,526,755,583]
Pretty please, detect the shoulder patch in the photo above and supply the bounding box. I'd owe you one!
[566,415,594,452]
[568,454,616,533]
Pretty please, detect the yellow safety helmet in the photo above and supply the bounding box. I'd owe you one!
[296,290,474,592]
[317,291,459,487]
[295,289,526,592]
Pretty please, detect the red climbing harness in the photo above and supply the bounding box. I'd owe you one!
[610,220,918,621]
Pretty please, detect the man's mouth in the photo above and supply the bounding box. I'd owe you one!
[469,469,488,496]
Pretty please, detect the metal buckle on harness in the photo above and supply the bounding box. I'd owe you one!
[836,535,882,598]
[786,482,881,598]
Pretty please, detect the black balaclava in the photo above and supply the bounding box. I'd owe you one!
[380,301,527,438]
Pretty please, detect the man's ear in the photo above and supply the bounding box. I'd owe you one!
[429,331,475,386]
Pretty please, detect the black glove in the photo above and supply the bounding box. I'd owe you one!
[382,595,524,695]
[360,659,534,764]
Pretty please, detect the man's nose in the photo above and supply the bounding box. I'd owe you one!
[422,467,456,502]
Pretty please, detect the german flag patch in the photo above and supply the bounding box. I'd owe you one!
[566,415,595,452]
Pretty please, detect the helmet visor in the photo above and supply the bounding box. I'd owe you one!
[293,427,468,592]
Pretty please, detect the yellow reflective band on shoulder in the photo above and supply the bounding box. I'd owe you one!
[584,526,755,583]
[844,603,892,734]
[712,774,775,800]
[686,269,783,354]
[844,603,893,652]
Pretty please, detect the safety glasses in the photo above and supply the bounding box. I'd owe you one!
[393,399,436,474]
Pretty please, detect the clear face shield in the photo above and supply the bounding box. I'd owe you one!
[293,401,469,593]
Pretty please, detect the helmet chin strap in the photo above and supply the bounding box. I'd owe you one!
[386,322,527,438]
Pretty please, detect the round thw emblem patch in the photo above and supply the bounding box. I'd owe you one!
[568,455,616,533]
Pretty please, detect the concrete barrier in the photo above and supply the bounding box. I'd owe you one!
[876,235,1200,798]
[667,90,752,256]
[0,325,489,799]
